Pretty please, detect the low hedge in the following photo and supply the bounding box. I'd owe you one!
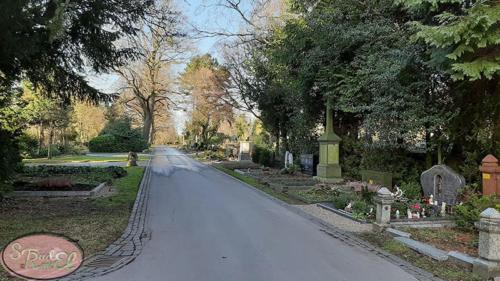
[88,134,148,153]
[22,166,127,179]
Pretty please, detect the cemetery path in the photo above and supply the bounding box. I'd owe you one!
[91,147,420,281]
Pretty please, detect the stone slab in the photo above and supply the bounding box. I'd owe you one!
[447,251,475,269]
[395,237,449,261]
[234,169,246,175]
[390,220,456,229]
[13,182,107,198]
[386,228,411,238]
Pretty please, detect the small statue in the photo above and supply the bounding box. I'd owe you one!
[407,209,412,219]
[345,202,352,212]
[395,210,400,219]
[391,186,404,199]
[429,195,434,205]
[421,208,426,218]
[415,212,420,219]
[127,151,138,167]
[441,202,447,217]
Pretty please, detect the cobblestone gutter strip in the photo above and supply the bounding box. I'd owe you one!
[209,165,442,281]
[61,159,154,281]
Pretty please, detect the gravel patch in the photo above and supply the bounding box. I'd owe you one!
[296,204,373,233]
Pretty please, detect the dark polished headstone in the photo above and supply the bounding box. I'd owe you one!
[300,154,314,176]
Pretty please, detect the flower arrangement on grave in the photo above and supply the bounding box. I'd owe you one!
[408,202,422,219]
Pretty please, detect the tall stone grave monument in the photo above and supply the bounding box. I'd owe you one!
[315,103,342,183]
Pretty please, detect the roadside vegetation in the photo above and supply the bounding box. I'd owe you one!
[0,167,145,281]
[23,154,151,165]
[212,164,303,205]
[359,232,483,281]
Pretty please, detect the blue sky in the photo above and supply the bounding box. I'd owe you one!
[88,0,251,93]
[88,0,253,133]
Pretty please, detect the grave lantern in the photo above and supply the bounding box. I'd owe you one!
[315,102,342,183]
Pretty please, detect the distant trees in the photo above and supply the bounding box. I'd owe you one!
[72,102,106,145]
[21,82,72,159]
[181,55,234,148]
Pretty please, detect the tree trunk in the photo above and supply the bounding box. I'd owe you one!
[437,144,443,165]
[143,111,153,146]
[425,130,433,168]
[38,123,44,156]
[47,125,54,160]
[150,116,156,145]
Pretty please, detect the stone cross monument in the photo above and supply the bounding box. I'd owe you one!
[315,102,342,183]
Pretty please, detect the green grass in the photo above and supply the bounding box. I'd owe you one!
[288,189,337,203]
[23,154,151,164]
[94,166,145,208]
[0,167,145,281]
[359,232,483,281]
[212,164,303,205]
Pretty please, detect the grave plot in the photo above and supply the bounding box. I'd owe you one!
[9,165,127,198]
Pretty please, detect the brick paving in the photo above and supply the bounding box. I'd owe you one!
[60,160,153,281]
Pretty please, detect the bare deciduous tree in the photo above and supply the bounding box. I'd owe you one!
[116,1,186,144]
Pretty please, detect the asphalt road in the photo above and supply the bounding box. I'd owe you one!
[92,147,418,281]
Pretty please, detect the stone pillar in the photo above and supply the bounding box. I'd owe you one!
[480,155,500,196]
[473,208,500,279]
[315,102,342,183]
[374,187,394,227]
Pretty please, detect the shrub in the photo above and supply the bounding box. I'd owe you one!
[89,134,118,152]
[392,201,409,217]
[22,165,127,179]
[252,146,273,167]
[360,146,425,185]
[258,148,272,167]
[59,144,88,155]
[89,134,147,153]
[352,200,370,214]
[252,146,261,163]
[89,117,148,153]
[18,133,39,158]
[341,136,363,180]
[360,187,375,204]
[38,145,62,158]
[0,129,21,199]
[459,151,481,184]
[454,194,500,230]
[332,192,358,209]
[399,181,422,200]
